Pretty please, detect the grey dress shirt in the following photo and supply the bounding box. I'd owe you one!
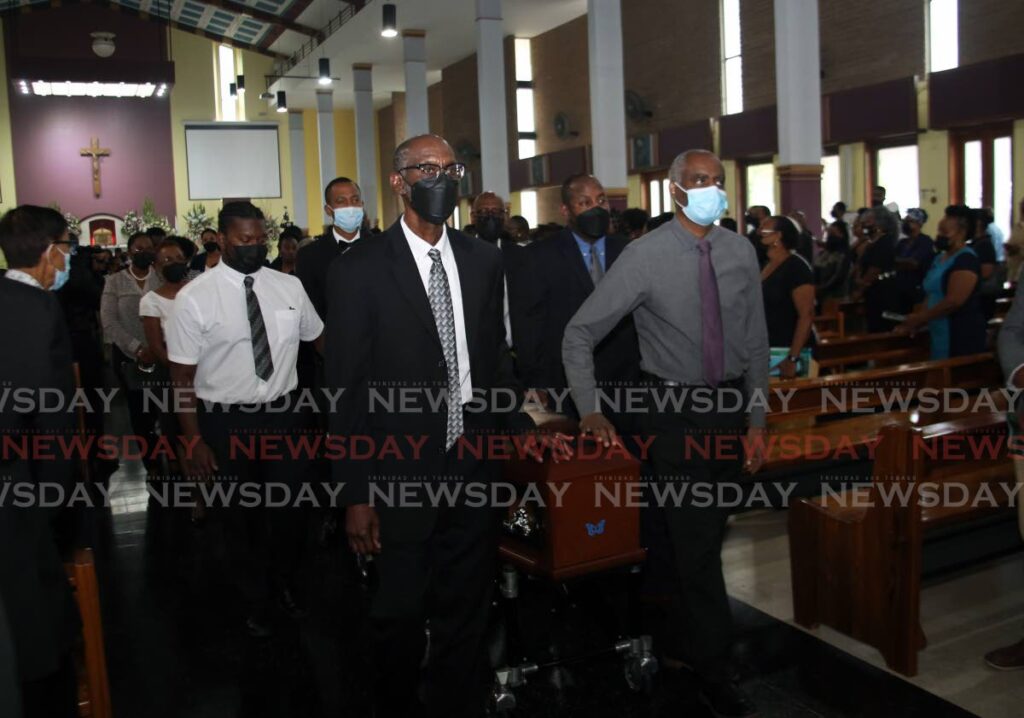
[562,217,770,427]
[100,267,162,356]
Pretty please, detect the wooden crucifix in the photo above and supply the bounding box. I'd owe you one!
[80,137,110,198]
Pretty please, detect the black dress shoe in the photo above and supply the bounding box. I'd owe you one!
[698,678,758,718]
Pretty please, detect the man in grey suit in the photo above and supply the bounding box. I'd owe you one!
[989,290,1024,670]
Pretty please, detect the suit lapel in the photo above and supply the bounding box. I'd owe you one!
[558,231,594,293]
[387,226,442,350]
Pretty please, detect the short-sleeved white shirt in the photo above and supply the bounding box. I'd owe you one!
[165,260,323,404]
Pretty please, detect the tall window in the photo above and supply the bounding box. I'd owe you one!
[821,155,841,219]
[520,190,538,228]
[720,0,743,115]
[514,38,537,159]
[875,145,919,215]
[927,0,958,73]
[745,162,775,215]
[957,131,1014,242]
[216,44,240,121]
[647,177,671,217]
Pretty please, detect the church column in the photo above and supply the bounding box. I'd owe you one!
[287,111,308,230]
[774,0,823,228]
[476,0,510,199]
[316,90,336,192]
[587,0,628,209]
[403,30,429,138]
[353,63,379,225]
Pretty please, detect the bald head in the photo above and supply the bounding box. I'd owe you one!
[472,191,506,217]
[669,149,723,186]
[393,134,455,173]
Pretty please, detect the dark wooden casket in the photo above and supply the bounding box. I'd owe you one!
[498,413,645,581]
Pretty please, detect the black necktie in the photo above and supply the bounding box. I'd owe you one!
[244,275,274,381]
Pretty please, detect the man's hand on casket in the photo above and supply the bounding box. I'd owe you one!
[524,431,575,463]
[579,412,616,447]
[346,504,381,555]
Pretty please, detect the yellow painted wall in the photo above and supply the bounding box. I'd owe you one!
[626,174,642,209]
[333,109,358,183]
[168,30,293,233]
[0,19,18,219]
[722,160,739,222]
[301,110,323,233]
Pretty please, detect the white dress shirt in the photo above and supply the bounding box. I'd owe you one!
[4,269,42,289]
[333,227,361,247]
[400,216,473,404]
[138,291,176,332]
[495,238,513,347]
[165,261,324,404]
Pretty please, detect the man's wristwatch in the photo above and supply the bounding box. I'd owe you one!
[786,354,800,364]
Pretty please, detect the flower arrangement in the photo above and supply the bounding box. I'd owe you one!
[183,204,213,242]
[63,211,81,237]
[141,198,174,234]
[264,214,281,243]
[121,210,144,240]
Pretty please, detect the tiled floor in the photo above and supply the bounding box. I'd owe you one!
[722,509,1024,718]
[85,457,1005,718]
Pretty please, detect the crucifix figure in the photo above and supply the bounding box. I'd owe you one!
[80,137,110,198]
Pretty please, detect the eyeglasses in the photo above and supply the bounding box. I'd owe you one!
[398,162,466,182]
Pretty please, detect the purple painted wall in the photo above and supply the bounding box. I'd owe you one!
[5,5,176,220]
[9,95,176,221]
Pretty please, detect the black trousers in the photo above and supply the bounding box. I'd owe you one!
[111,345,160,460]
[197,396,312,613]
[642,380,747,681]
[368,423,500,718]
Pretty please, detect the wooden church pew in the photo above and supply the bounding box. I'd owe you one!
[787,414,1016,676]
[813,331,930,374]
[65,548,111,718]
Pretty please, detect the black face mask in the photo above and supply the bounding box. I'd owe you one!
[224,243,268,274]
[575,206,610,240]
[934,235,951,252]
[162,262,189,283]
[203,241,220,253]
[131,251,155,269]
[409,176,459,226]
[477,215,504,243]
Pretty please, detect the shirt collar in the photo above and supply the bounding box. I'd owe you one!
[401,215,449,261]
[5,269,43,289]
[333,227,361,244]
[669,216,719,250]
[572,233,606,254]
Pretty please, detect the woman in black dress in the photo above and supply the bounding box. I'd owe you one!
[758,215,815,378]
[851,206,899,332]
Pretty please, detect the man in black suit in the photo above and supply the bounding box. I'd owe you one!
[518,174,640,423]
[326,134,530,718]
[0,205,80,718]
[296,176,367,324]
[470,191,531,356]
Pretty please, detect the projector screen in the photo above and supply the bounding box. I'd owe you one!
[184,122,282,200]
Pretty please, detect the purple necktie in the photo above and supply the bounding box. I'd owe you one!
[697,240,724,387]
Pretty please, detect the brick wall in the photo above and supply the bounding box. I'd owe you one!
[959,0,1024,66]
[439,53,482,190]
[817,0,925,95]
[376,101,399,224]
[741,0,775,111]
[532,16,591,156]
[621,0,722,134]
[428,82,445,137]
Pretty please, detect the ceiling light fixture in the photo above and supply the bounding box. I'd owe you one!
[381,3,397,38]
[29,80,159,98]
[236,74,245,93]
[276,90,287,113]
[318,58,332,86]
[91,32,116,58]
[229,82,237,97]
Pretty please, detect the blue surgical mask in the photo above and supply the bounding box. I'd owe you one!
[675,183,728,226]
[49,245,70,291]
[333,206,364,234]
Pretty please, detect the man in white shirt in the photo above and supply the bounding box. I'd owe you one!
[167,201,323,637]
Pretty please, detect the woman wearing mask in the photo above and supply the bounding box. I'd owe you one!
[759,215,815,378]
[851,207,899,332]
[894,205,986,358]
[101,231,162,467]
[894,208,935,314]
[188,227,221,274]
[814,222,851,304]
[140,239,191,487]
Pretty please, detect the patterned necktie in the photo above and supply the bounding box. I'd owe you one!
[427,248,464,450]
[697,240,724,387]
[244,275,274,381]
[589,245,604,285]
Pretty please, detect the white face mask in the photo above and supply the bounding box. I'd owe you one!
[674,183,728,226]
[333,206,364,233]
